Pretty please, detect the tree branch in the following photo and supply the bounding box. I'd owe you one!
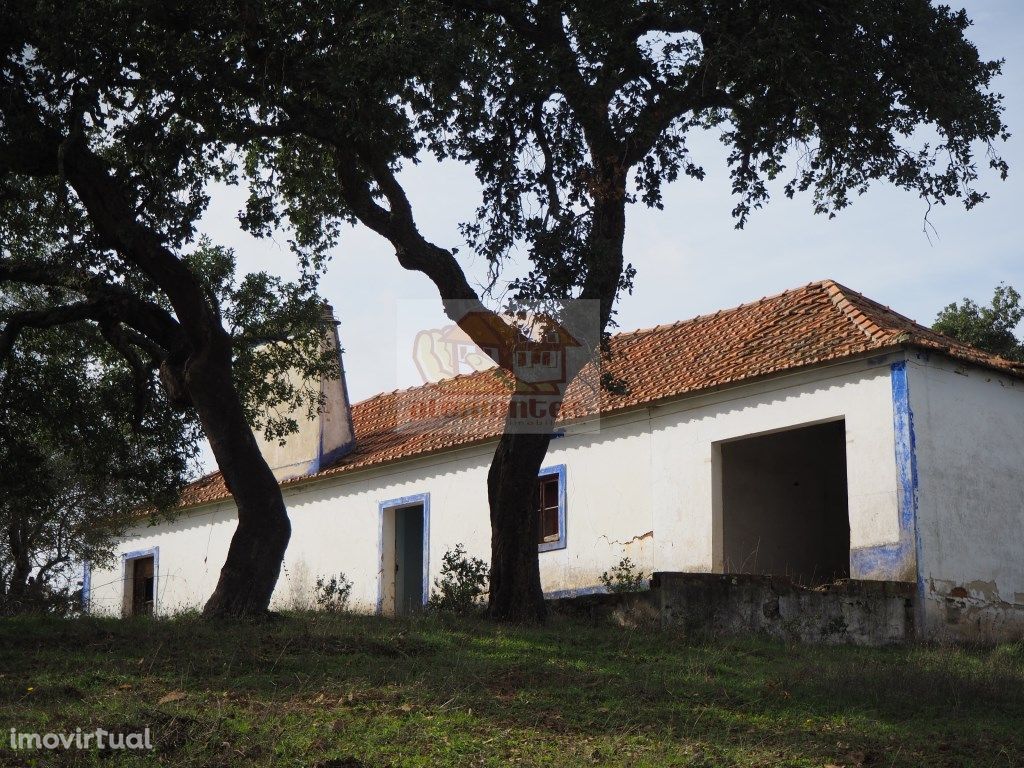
[0,82,222,350]
[330,143,480,303]
[99,320,155,427]
[0,302,108,363]
[0,283,183,368]
[623,69,732,167]
[444,0,611,146]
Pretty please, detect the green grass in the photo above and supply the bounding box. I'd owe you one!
[1,612,1023,767]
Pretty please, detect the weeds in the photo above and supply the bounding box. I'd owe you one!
[314,573,353,613]
[599,556,648,593]
[427,544,489,614]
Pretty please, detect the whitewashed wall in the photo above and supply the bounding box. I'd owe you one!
[908,351,1024,641]
[87,355,905,617]
[646,356,901,578]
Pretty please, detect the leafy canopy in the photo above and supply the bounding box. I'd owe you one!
[933,283,1024,362]
[127,0,1009,336]
[0,0,339,444]
[0,286,200,614]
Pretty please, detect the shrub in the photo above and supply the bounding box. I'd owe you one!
[428,544,489,614]
[600,557,648,594]
[0,578,82,617]
[314,573,353,613]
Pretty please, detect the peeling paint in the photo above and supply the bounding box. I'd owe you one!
[908,353,1024,643]
[930,577,1018,605]
[854,362,920,590]
[926,577,1024,642]
[965,579,1000,602]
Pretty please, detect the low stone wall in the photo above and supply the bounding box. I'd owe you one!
[654,573,915,646]
[548,589,661,628]
[549,573,916,646]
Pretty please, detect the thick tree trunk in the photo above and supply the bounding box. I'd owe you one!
[486,170,626,624]
[487,431,552,622]
[182,334,292,619]
[38,138,294,619]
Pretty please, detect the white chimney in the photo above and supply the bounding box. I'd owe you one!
[255,304,356,482]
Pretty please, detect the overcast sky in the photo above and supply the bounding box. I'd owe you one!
[196,1,1022,471]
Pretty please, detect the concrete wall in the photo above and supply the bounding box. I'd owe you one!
[86,414,659,615]
[87,355,906,617]
[907,351,1024,642]
[548,574,915,646]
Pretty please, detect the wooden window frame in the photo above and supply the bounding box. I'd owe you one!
[537,464,567,553]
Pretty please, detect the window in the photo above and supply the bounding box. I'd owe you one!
[537,476,559,543]
[536,465,566,552]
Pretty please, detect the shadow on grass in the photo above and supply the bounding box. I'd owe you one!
[1,612,1022,766]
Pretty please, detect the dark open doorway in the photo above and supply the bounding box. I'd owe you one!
[720,420,850,585]
[126,555,155,616]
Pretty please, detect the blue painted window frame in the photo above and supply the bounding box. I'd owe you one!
[121,546,160,616]
[376,493,431,614]
[538,464,567,553]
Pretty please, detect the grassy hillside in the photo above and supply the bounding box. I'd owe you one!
[0,612,1022,767]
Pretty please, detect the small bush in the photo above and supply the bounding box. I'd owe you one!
[314,573,353,613]
[0,578,82,617]
[428,544,489,614]
[600,557,648,594]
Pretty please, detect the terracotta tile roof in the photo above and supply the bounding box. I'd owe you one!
[177,280,1024,509]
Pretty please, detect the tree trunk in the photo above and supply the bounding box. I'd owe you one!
[485,168,627,624]
[47,141,294,619]
[4,523,32,608]
[183,334,292,619]
[487,431,552,622]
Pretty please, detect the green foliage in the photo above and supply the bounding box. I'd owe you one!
[933,283,1024,362]
[120,0,1010,327]
[1,0,1011,620]
[0,288,200,615]
[599,557,648,594]
[186,239,338,443]
[314,573,354,614]
[428,544,489,614]
[0,0,336,446]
